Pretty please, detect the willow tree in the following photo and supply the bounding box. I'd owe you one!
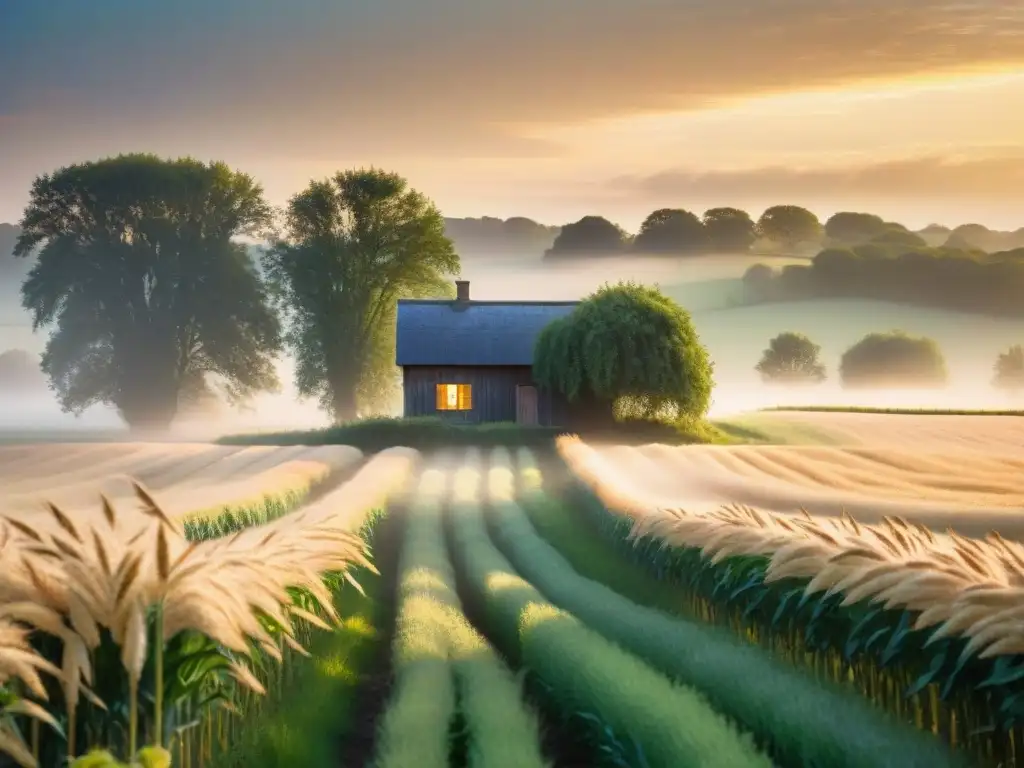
[534,282,713,426]
[265,169,459,422]
[13,154,282,431]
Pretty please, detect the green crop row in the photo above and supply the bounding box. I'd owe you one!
[507,449,968,768]
[181,487,311,541]
[371,463,548,768]
[554,455,1021,767]
[447,449,773,768]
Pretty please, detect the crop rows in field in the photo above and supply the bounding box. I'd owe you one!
[0,442,363,536]
[339,447,967,768]
[557,436,1024,764]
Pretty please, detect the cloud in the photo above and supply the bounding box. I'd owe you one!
[612,152,1024,203]
[2,0,1024,159]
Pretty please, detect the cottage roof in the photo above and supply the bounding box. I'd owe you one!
[395,299,579,366]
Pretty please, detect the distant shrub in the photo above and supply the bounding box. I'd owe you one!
[755,332,826,385]
[839,331,948,389]
[993,345,1024,394]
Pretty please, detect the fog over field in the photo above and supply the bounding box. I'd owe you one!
[1,250,1021,437]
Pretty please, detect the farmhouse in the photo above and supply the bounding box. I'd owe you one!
[395,280,577,425]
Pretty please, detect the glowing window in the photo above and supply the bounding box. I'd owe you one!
[436,383,472,411]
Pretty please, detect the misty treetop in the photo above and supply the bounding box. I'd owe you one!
[264,168,459,423]
[993,345,1024,394]
[839,331,948,389]
[13,153,283,431]
[755,332,827,385]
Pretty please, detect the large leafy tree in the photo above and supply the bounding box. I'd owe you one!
[13,154,282,430]
[633,208,708,253]
[534,282,713,425]
[702,207,756,252]
[265,168,459,422]
[824,212,888,243]
[755,332,827,384]
[756,205,822,250]
[545,216,628,257]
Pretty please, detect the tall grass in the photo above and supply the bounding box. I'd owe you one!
[0,448,419,768]
[371,459,548,768]
[557,435,1024,765]
[445,449,772,768]
[209,509,390,768]
[496,447,966,768]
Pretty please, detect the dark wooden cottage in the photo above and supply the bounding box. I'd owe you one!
[395,281,577,426]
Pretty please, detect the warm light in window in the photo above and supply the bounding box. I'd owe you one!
[436,383,472,411]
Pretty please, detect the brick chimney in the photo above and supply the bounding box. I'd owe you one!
[455,280,470,302]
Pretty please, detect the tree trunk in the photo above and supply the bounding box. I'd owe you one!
[330,379,360,424]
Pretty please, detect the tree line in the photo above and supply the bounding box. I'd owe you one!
[742,243,1024,318]
[10,154,459,431]
[756,331,1024,393]
[543,207,1024,259]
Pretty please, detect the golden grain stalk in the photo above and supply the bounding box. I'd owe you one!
[556,435,1024,659]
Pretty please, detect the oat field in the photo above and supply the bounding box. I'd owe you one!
[1,426,1022,767]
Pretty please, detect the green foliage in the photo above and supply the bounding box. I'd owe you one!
[446,465,772,768]
[516,473,970,767]
[557,478,1016,765]
[633,208,708,254]
[210,519,389,768]
[544,216,628,258]
[993,345,1024,393]
[839,330,948,389]
[755,205,822,249]
[180,487,315,541]
[13,153,282,430]
[264,168,459,422]
[741,243,1024,318]
[871,228,928,248]
[373,482,546,768]
[217,416,561,450]
[824,212,888,244]
[755,332,827,384]
[702,207,757,252]
[533,282,714,421]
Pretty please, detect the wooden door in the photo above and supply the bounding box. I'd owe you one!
[516,385,539,425]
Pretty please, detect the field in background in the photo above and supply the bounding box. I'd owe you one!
[573,411,1024,540]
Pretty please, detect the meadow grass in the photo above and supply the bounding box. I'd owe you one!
[446,453,772,768]
[711,414,847,445]
[494,449,967,768]
[209,512,390,768]
[217,417,561,451]
[761,406,1024,416]
[217,415,737,451]
[372,465,547,768]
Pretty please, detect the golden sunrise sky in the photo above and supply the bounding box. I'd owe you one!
[1,0,1023,230]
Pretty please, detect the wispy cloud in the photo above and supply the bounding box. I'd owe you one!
[612,151,1024,202]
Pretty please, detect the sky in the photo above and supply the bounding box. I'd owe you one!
[2,0,1024,231]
